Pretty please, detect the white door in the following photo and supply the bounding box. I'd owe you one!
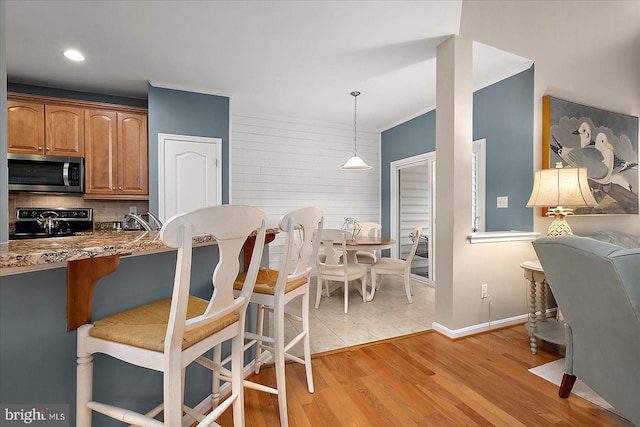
[391,152,435,284]
[158,134,222,222]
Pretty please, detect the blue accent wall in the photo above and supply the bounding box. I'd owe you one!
[474,67,534,231]
[147,84,230,216]
[381,66,534,234]
[380,111,437,238]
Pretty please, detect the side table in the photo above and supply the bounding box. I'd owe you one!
[520,260,565,354]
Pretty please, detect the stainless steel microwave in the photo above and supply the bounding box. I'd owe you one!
[8,153,84,193]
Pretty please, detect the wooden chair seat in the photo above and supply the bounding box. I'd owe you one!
[234,268,308,295]
[320,264,367,277]
[368,257,404,271]
[90,296,239,352]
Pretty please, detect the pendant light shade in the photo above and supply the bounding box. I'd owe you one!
[341,91,372,170]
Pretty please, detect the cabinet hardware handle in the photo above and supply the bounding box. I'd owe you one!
[112,187,116,190]
[119,186,122,190]
[46,147,50,151]
[38,146,42,150]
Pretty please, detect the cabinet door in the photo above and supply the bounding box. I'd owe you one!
[117,112,148,195]
[84,110,117,195]
[7,101,45,154]
[46,105,84,156]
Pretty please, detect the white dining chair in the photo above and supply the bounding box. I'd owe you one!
[315,229,368,313]
[354,222,382,265]
[230,206,323,427]
[75,205,267,427]
[370,225,422,303]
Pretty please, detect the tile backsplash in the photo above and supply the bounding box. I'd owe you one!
[8,194,150,224]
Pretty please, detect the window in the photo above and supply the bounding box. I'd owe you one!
[472,139,486,232]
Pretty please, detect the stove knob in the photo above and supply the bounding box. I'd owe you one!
[31,211,39,218]
[79,211,86,218]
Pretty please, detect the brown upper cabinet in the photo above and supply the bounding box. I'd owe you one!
[46,105,85,156]
[7,100,46,154]
[84,110,148,199]
[7,100,84,156]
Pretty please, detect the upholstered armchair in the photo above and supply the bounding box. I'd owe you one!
[532,235,640,426]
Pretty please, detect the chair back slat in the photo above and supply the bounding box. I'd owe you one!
[404,226,423,265]
[159,205,267,353]
[275,207,323,294]
[318,229,349,274]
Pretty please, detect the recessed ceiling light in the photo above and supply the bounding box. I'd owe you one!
[63,49,85,62]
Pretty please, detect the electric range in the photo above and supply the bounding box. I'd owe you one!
[10,207,93,240]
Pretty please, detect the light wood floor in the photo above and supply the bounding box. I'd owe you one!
[218,325,631,426]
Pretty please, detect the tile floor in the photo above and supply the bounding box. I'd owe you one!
[271,274,436,356]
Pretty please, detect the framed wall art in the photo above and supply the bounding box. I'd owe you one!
[543,95,639,215]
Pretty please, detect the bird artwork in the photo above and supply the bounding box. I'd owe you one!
[572,121,594,147]
[545,96,638,215]
[550,134,613,183]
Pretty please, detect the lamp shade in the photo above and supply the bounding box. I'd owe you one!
[526,167,597,208]
[341,155,372,170]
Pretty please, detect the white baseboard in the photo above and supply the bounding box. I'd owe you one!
[432,314,528,339]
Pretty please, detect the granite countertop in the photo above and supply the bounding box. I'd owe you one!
[1,228,278,274]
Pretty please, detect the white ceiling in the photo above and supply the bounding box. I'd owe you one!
[6,0,532,132]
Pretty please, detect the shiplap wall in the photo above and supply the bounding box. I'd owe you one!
[231,114,380,268]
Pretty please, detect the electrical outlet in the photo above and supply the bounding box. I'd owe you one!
[129,206,137,214]
[481,284,488,299]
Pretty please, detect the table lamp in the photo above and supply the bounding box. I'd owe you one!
[526,162,598,236]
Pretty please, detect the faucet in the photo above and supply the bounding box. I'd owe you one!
[37,211,60,234]
[146,211,163,231]
[123,213,154,232]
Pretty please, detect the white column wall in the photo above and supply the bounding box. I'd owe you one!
[434,35,536,333]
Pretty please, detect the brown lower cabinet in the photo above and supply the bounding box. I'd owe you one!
[84,110,148,199]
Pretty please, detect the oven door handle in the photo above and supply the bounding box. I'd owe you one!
[63,162,70,187]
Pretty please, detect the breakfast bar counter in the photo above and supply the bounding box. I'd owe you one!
[1,227,277,425]
[0,230,214,273]
[1,229,277,330]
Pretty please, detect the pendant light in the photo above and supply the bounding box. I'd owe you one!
[341,91,372,170]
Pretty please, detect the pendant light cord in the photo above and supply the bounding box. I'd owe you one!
[351,91,360,156]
